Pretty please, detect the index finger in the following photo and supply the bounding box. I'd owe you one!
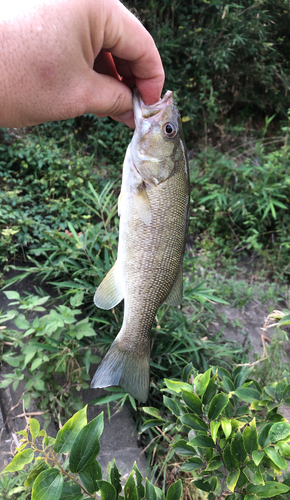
[98,0,165,105]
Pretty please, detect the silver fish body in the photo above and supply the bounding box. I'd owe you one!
[91,90,189,402]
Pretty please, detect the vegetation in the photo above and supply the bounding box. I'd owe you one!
[1,0,290,497]
[141,364,290,499]
[1,407,183,500]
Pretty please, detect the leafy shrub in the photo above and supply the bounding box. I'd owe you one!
[142,364,290,499]
[189,139,290,275]
[0,290,100,426]
[1,407,182,500]
[0,122,126,265]
[131,0,290,136]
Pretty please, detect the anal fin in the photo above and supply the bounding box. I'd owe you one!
[94,262,123,310]
[164,264,183,306]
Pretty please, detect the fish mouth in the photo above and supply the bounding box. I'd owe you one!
[133,89,173,126]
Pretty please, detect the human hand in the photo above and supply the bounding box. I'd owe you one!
[0,0,164,128]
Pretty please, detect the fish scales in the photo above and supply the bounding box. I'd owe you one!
[91,90,189,402]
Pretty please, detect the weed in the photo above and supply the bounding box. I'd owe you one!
[142,364,290,499]
[0,291,100,427]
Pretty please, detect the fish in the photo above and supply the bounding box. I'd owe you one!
[90,89,189,403]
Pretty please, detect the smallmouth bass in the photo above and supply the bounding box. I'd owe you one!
[91,90,189,402]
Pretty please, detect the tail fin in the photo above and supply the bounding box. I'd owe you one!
[90,340,150,403]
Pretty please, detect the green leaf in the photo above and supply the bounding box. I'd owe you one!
[140,419,165,433]
[206,457,222,471]
[171,439,196,456]
[145,478,157,500]
[208,393,229,420]
[193,479,212,493]
[59,483,83,500]
[222,376,235,393]
[163,379,192,394]
[248,481,290,498]
[220,418,231,439]
[70,292,84,308]
[4,291,20,300]
[252,450,265,466]
[234,366,253,389]
[269,422,290,443]
[202,376,218,405]
[32,469,64,500]
[124,471,138,500]
[243,419,258,454]
[258,423,273,447]
[1,449,34,473]
[244,460,264,485]
[276,441,290,458]
[14,314,30,330]
[188,434,215,448]
[54,406,87,454]
[231,431,247,464]
[96,480,117,500]
[180,414,208,431]
[163,396,181,417]
[234,387,261,403]
[227,470,240,492]
[264,447,287,470]
[166,480,182,500]
[210,420,220,444]
[180,457,204,471]
[181,390,202,415]
[282,384,290,400]
[29,418,40,440]
[142,407,162,418]
[195,368,211,395]
[107,460,121,497]
[132,462,145,500]
[79,460,102,494]
[223,444,238,471]
[69,413,104,473]
[25,462,49,487]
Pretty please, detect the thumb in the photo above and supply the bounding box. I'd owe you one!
[78,69,135,127]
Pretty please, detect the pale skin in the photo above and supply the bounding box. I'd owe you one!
[0,0,165,128]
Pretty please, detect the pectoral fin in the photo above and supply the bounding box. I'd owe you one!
[164,264,183,306]
[133,188,151,226]
[94,262,123,310]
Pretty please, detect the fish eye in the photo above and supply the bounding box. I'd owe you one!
[163,122,177,138]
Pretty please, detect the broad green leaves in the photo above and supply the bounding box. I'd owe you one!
[264,447,287,470]
[195,368,212,395]
[54,406,87,454]
[29,418,40,441]
[208,393,229,420]
[79,460,102,494]
[247,481,290,498]
[147,365,290,499]
[227,470,240,492]
[269,422,290,443]
[1,449,34,473]
[243,419,258,454]
[69,413,104,473]
[166,479,182,500]
[32,469,64,500]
